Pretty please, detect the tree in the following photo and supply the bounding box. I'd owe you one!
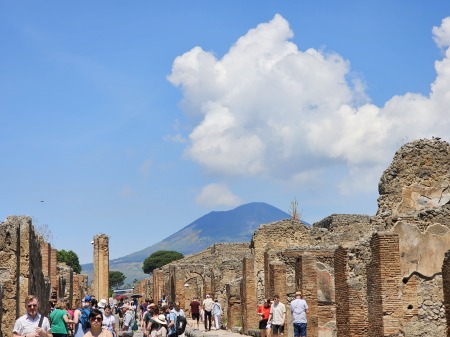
[142,250,184,274]
[56,249,81,274]
[109,271,126,289]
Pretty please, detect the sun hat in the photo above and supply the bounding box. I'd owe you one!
[98,299,107,308]
[154,314,167,325]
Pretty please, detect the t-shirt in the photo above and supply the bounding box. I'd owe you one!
[50,309,68,334]
[203,298,214,312]
[190,301,200,314]
[270,302,286,325]
[103,314,116,331]
[212,303,222,316]
[13,314,51,335]
[257,305,270,320]
[290,298,308,324]
[123,310,134,334]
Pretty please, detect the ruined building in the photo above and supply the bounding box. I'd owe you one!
[0,217,106,337]
[150,138,450,337]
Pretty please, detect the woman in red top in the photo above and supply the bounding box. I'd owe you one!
[257,299,271,337]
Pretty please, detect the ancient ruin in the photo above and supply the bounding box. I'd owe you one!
[146,138,450,337]
[2,138,450,337]
[0,217,103,337]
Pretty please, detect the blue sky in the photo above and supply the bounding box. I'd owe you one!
[2,1,450,264]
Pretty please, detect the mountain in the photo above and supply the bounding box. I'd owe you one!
[81,202,291,283]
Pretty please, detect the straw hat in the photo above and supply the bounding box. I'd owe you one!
[154,314,167,325]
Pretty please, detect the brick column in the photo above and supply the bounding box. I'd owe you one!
[153,269,165,302]
[268,263,287,300]
[50,248,57,298]
[368,233,402,336]
[296,256,318,337]
[334,247,350,336]
[442,250,450,337]
[40,242,51,280]
[333,246,368,337]
[226,282,242,329]
[242,257,258,333]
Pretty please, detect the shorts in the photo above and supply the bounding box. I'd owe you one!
[272,324,284,335]
[192,313,200,320]
[293,323,307,337]
[259,319,268,330]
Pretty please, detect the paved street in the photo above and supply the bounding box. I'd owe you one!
[131,317,246,337]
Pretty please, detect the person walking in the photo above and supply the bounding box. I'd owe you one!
[268,295,285,337]
[103,305,119,337]
[13,295,52,337]
[73,296,92,337]
[290,291,308,337]
[189,298,200,330]
[119,304,134,337]
[257,299,271,337]
[202,295,214,331]
[50,300,72,337]
[211,299,222,330]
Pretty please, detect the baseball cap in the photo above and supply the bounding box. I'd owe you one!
[84,296,92,302]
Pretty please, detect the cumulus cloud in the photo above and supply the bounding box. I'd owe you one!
[169,14,450,194]
[195,183,242,207]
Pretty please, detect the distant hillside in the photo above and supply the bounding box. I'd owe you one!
[82,202,291,283]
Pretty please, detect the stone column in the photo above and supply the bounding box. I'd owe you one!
[93,234,109,300]
[241,257,258,333]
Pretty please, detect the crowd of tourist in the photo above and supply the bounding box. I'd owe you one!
[12,291,309,337]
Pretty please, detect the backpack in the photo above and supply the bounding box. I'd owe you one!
[78,307,91,331]
[175,315,187,335]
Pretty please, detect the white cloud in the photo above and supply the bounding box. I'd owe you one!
[169,14,450,195]
[195,183,242,207]
[432,17,450,48]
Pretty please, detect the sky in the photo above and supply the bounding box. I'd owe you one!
[1,1,450,264]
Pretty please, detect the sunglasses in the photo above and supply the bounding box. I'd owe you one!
[27,304,38,308]
[90,317,102,322]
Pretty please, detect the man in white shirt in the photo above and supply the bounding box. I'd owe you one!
[13,295,52,337]
[202,295,215,331]
[290,291,308,337]
[268,294,286,337]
